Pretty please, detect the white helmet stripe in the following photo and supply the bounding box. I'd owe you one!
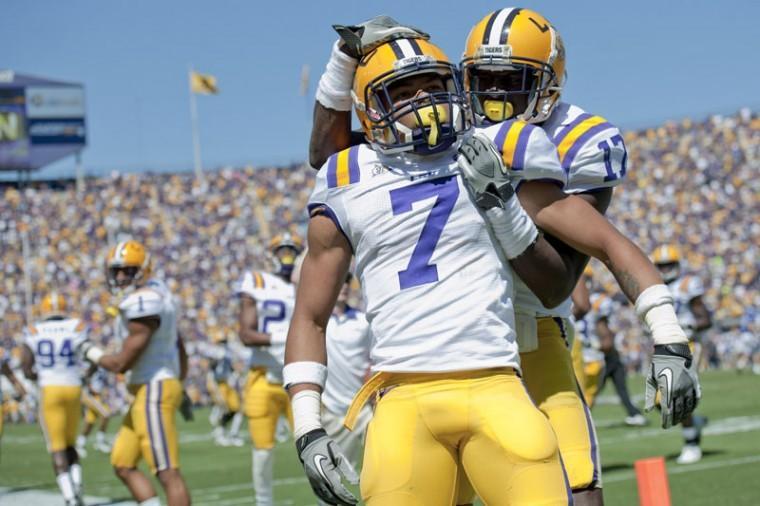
[488,8,516,46]
[395,38,419,59]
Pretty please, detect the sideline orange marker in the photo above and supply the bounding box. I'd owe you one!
[635,457,672,506]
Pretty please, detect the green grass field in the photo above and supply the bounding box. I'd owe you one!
[2,370,759,505]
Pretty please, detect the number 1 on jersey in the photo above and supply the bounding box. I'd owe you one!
[390,175,459,290]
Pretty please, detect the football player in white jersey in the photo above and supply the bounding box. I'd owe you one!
[289,30,699,503]
[653,244,712,464]
[235,232,302,506]
[20,292,88,506]
[78,240,190,506]
[308,15,699,505]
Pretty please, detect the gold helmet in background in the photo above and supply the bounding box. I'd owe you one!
[105,240,152,292]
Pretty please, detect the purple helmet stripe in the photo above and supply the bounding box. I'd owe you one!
[499,8,523,44]
[482,10,501,44]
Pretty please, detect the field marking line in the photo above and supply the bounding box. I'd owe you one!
[604,453,760,483]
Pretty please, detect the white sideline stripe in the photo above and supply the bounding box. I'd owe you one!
[0,487,133,505]
[191,476,308,499]
[603,454,760,483]
[598,415,760,445]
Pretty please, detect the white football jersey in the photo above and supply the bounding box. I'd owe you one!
[235,270,296,383]
[322,306,371,415]
[667,274,705,338]
[116,279,180,385]
[24,317,88,387]
[504,103,628,319]
[309,142,530,374]
[575,293,614,364]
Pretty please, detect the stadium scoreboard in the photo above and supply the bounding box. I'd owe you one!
[0,70,86,171]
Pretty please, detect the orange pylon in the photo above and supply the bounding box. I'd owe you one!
[635,456,672,506]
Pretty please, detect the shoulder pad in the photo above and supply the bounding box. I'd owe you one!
[236,270,266,300]
[119,289,163,320]
[483,121,566,186]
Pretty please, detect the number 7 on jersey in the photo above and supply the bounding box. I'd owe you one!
[389,175,459,290]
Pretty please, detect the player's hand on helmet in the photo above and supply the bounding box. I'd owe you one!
[76,340,104,365]
[457,132,517,209]
[179,390,195,422]
[296,428,359,505]
[645,343,701,429]
[333,15,429,59]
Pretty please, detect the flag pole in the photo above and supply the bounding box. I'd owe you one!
[188,65,204,182]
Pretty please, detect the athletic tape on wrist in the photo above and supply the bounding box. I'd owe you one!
[86,346,104,364]
[283,361,327,390]
[636,284,687,345]
[315,41,358,111]
[485,198,539,259]
[291,390,323,440]
[635,284,673,317]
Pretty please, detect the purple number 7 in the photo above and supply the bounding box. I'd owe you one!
[389,175,459,290]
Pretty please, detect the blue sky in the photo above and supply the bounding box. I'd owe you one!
[3,0,758,178]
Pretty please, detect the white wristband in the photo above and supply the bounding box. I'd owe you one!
[635,284,688,345]
[291,390,322,439]
[315,40,359,111]
[484,198,539,259]
[86,346,104,364]
[283,361,327,390]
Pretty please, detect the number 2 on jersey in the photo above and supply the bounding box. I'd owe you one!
[390,175,459,290]
[261,299,286,334]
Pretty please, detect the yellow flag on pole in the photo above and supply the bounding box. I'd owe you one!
[190,71,219,95]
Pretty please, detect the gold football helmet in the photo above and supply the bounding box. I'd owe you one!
[269,232,304,279]
[38,292,67,319]
[353,37,470,155]
[105,240,152,292]
[651,244,682,283]
[461,7,565,124]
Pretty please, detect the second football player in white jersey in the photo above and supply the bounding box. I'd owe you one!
[236,232,302,506]
[21,293,88,506]
[79,240,190,506]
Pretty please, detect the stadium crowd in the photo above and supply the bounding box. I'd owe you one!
[1,109,759,414]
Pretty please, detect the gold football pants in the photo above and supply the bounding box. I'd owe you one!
[39,385,82,452]
[359,369,570,505]
[520,317,601,490]
[243,368,292,449]
[110,378,182,474]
